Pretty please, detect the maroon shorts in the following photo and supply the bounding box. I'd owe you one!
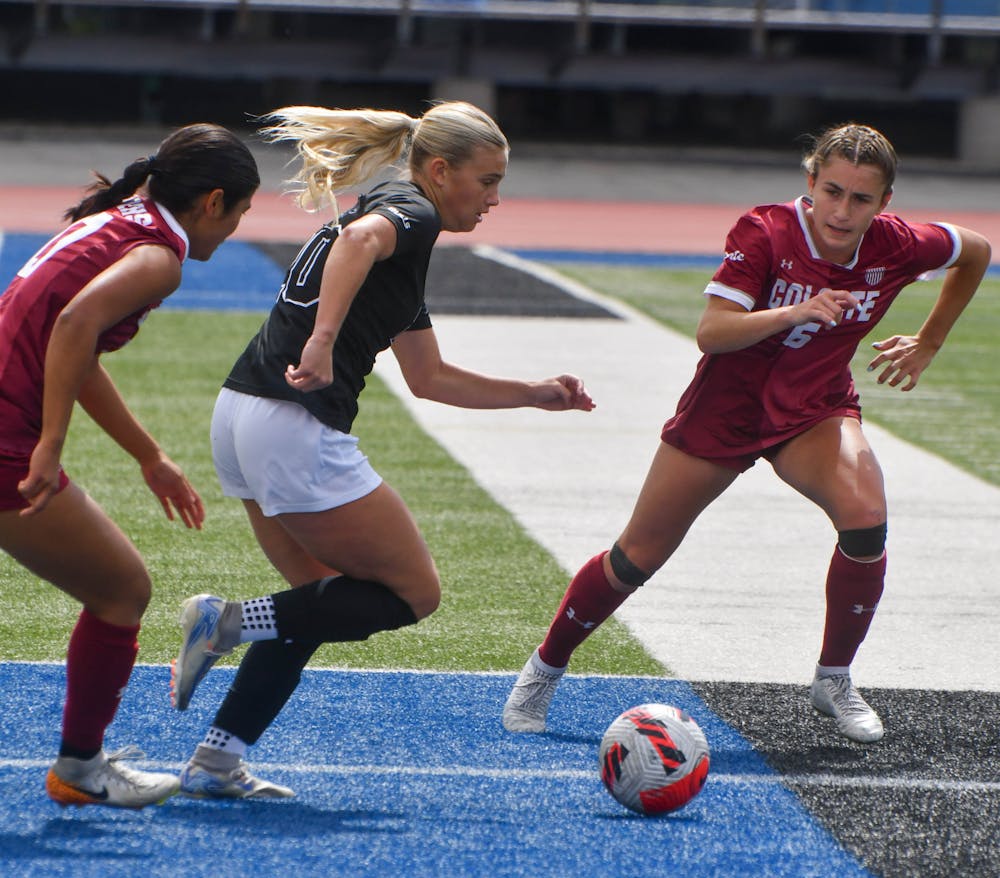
[661,408,862,474]
[0,452,70,511]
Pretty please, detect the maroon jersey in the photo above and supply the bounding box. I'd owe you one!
[661,196,960,468]
[0,196,188,456]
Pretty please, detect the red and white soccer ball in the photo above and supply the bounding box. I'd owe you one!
[599,703,710,815]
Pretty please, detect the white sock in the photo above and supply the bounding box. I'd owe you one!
[202,725,248,757]
[240,595,278,643]
[532,648,566,676]
[816,664,851,679]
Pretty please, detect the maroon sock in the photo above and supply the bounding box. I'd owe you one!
[819,548,887,668]
[538,552,631,668]
[61,609,139,756]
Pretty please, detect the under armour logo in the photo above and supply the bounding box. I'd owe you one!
[851,604,878,615]
[781,259,794,270]
[566,606,596,629]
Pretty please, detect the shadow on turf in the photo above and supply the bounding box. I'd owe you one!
[158,798,407,836]
[1,821,148,863]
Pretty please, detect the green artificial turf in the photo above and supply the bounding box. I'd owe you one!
[0,310,661,675]
[3,264,994,674]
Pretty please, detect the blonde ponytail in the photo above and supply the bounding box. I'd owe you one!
[261,106,416,212]
[261,101,508,215]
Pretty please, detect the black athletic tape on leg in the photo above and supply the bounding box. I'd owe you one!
[838,522,887,558]
[609,543,651,588]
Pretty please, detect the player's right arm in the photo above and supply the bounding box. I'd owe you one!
[696,289,860,354]
[284,213,397,392]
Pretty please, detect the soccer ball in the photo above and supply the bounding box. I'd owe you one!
[599,703,710,815]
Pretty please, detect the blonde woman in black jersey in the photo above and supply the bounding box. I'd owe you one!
[169,101,595,798]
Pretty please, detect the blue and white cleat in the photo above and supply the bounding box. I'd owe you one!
[171,594,234,711]
[180,758,294,799]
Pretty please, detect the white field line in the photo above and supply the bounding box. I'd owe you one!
[2,759,996,793]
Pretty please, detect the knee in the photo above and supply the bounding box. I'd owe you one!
[89,567,152,626]
[407,574,441,620]
[121,568,153,618]
[607,542,653,589]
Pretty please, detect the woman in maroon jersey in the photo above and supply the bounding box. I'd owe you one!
[0,124,258,807]
[503,122,991,744]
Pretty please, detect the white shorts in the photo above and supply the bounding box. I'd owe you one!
[211,388,382,517]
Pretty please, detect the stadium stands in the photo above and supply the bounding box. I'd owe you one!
[1,1,998,162]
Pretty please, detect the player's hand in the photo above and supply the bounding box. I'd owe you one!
[792,289,859,328]
[17,441,64,517]
[532,375,596,412]
[285,336,334,392]
[141,454,205,529]
[867,335,935,392]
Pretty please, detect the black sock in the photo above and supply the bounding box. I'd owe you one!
[58,744,102,761]
[271,576,418,643]
[210,578,418,745]
[212,637,321,746]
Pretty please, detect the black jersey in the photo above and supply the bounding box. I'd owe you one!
[224,181,439,432]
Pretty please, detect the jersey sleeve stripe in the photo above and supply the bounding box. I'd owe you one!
[705,281,755,311]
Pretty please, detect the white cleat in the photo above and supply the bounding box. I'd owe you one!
[502,651,565,733]
[180,759,294,799]
[46,747,179,809]
[811,673,884,743]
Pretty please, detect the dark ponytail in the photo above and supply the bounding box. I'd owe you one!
[65,123,260,222]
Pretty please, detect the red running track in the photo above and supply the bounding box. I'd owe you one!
[3,185,1000,260]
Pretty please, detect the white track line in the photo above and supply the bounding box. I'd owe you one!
[3,759,995,793]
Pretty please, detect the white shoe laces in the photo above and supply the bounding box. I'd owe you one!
[824,675,875,717]
[511,665,562,711]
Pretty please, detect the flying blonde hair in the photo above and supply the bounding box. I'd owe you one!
[261,101,508,213]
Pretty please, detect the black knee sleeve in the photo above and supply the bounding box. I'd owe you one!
[608,542,652,588]
[838,522,887,558]
[272,576,418,643]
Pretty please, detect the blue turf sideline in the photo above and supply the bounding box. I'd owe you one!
[0,662,873,878]
[4,234,994,317]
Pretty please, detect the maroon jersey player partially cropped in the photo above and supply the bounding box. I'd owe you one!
[0,124,257,809]
[504,122,991,744]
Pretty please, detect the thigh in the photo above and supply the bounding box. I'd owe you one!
[0,482,150,623]
[770,417,887,530]
[276,482,440,618]
[242,499,341,588]
[616,442,739,574]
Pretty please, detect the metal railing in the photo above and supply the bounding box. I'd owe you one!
[8,0,999,66]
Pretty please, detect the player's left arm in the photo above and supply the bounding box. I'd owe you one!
[18,245,182,517]
[78,361,204,529]
[868,225,991,392]
[392,327,595,412]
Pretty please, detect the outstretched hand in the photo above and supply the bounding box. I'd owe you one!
[533,374,596,412]
[141,454,205,529]
[867,335,936,392]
